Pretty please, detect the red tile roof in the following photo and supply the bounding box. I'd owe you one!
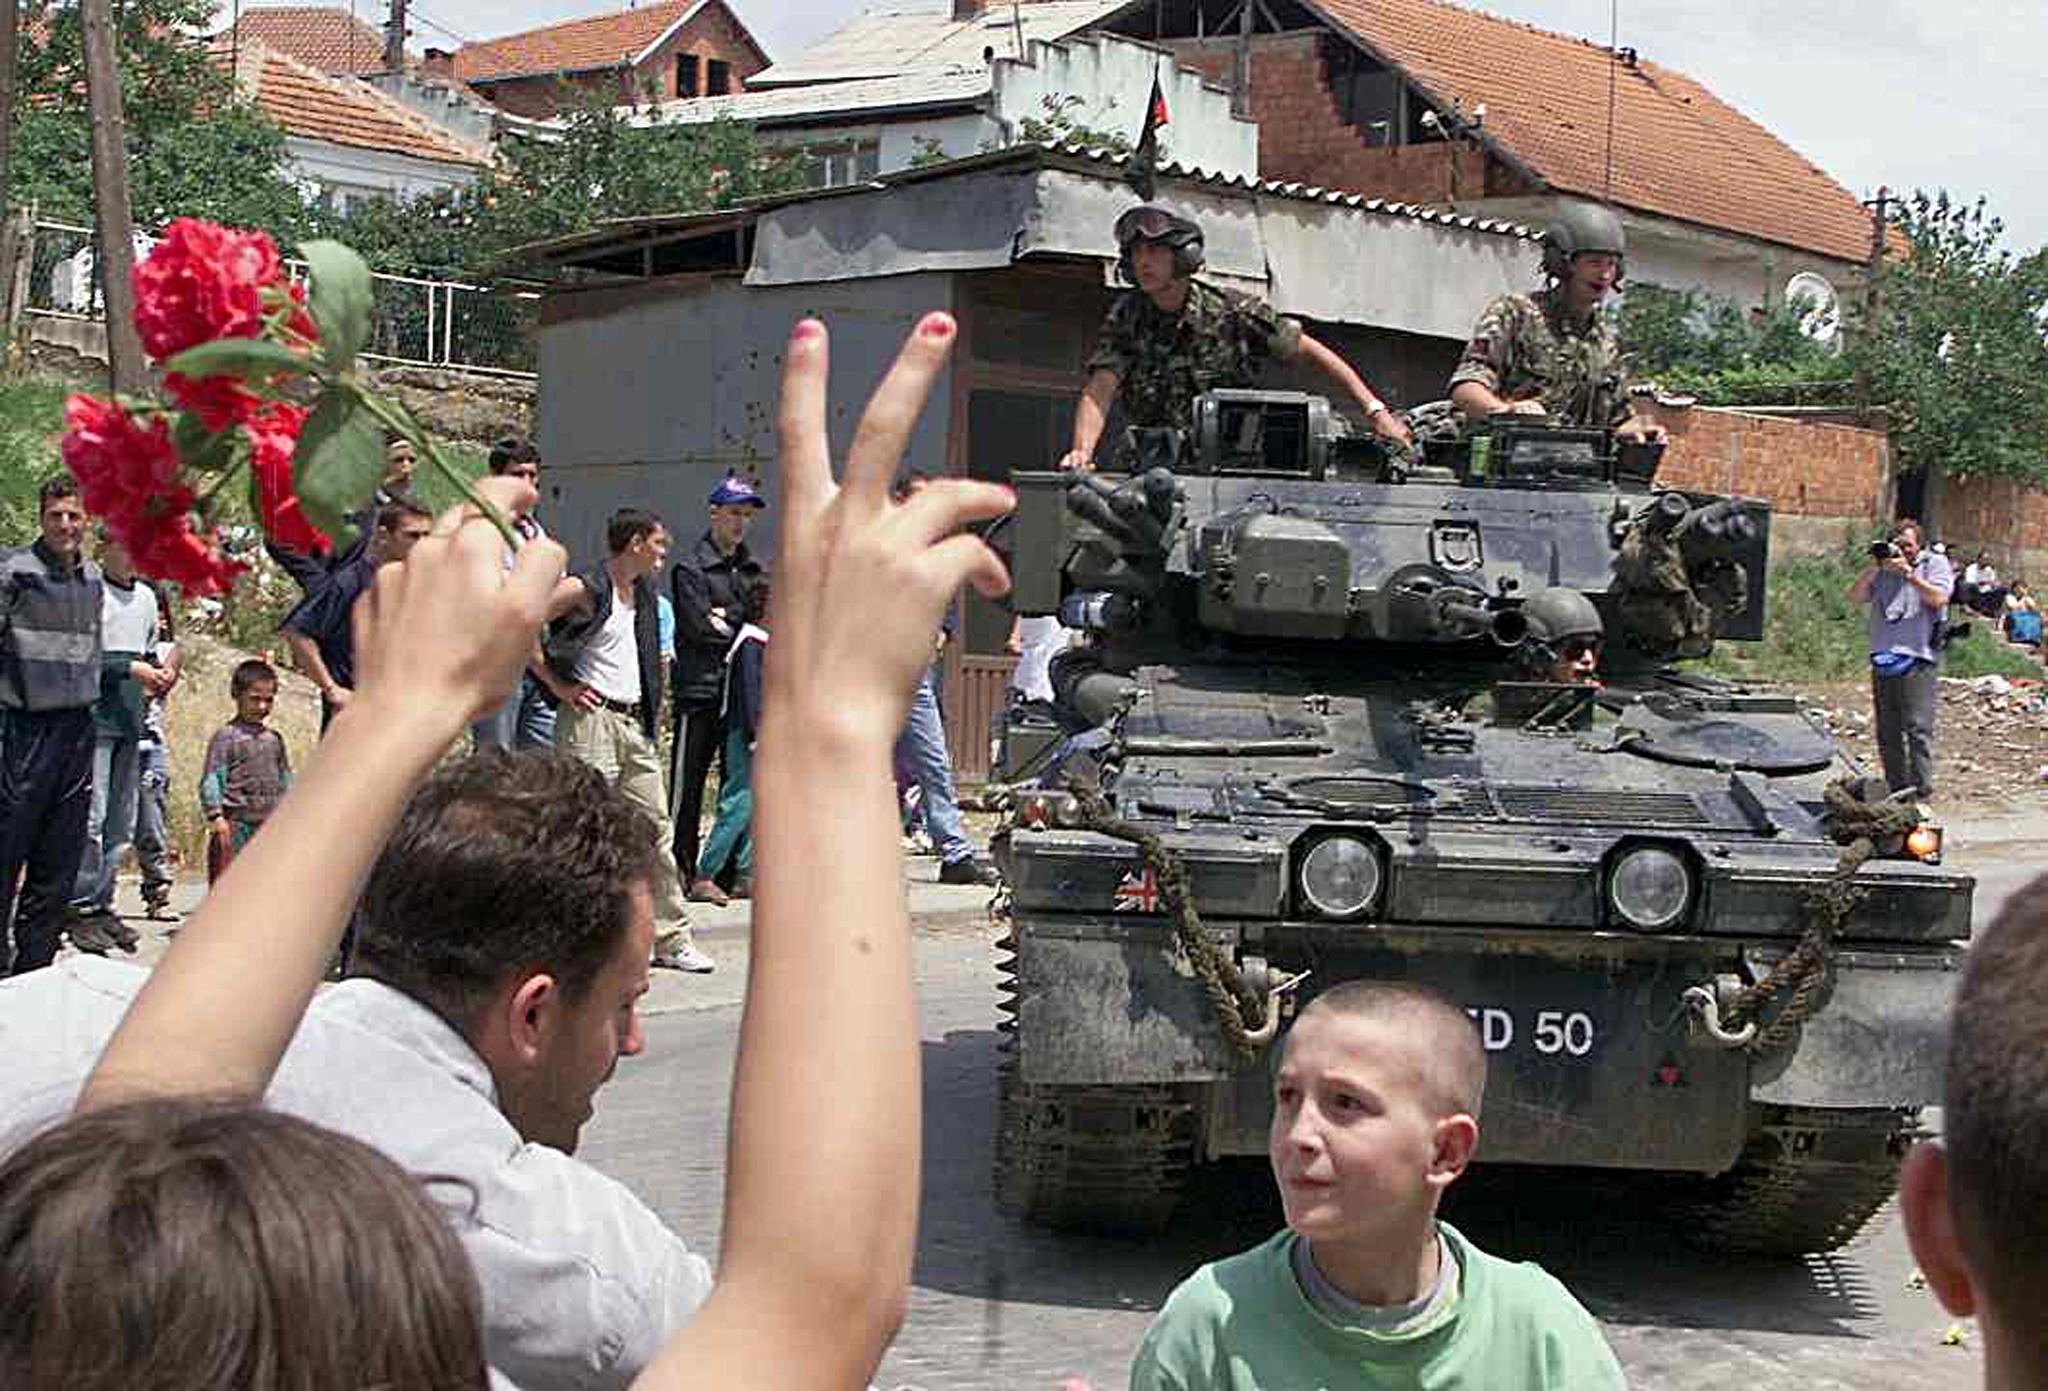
[224,5,389,75]
[219,38,491,167]
[1311,0,1876,263]
[453,0,757,83]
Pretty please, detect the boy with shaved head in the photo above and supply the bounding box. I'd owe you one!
[1900,883,2048,1390]
[1131,982,1623,1389]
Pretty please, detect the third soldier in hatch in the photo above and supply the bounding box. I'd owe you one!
[1061,205,1413,471]
[1449,200,1666,444]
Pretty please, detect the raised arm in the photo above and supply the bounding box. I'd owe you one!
[77,477,561,1111]
[632,314,1012,1391]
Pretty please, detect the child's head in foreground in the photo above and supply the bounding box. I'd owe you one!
[230,659,278,726]
[1270,982,1486,1252]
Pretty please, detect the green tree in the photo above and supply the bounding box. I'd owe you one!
[15,0,306,237]
[326,98,806,278]
[1619,281,1851,406]
[1851,191,2048,484]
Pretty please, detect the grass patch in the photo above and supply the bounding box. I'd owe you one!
[0,375,72,544]
[1705,545,2044,684]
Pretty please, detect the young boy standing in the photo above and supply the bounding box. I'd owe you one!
[1131,982,1623,1390]
[200,660,291,882]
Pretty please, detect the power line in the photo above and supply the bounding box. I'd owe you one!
[406,4,474,46]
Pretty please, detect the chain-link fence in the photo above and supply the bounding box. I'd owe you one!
[22,219,538,378]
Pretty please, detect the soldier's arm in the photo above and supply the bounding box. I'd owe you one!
[1061,369,1121,472]
[1298,333,1410,446]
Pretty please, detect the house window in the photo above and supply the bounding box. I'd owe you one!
[676,53,699,97]
[706,58,731,95]
[803,139,882,189]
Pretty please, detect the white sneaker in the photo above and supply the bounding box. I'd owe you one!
[654,943,716,973]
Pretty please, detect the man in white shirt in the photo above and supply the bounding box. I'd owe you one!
[543,508,710,972]
[68,532,171,949]
[0,750,713,1390]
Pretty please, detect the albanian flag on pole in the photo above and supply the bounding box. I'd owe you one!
[1125,67,1170,199]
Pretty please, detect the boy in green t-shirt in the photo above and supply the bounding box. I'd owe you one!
[1131,982,1625,1390]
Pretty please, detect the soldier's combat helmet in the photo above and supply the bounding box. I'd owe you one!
[1115,203,1205,281]
[1516,586,1605,679]
[1540,202,1626,283]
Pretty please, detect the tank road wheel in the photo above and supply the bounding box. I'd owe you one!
[993,1059,1201,1236]
[1673,1106,1923,1258]
[991,929,1201,1236]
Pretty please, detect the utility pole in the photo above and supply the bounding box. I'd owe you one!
[80,0,146,394]
[1230,0,1253,119]
[0,0,20,343]
[384,0,407,72]
[1857,185,1899,421]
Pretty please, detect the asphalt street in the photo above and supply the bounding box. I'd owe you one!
[575,844,2045,1391]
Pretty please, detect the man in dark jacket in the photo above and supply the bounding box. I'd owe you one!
[667,475,765,904]
[0,476,108,974]
[544,508,708,972]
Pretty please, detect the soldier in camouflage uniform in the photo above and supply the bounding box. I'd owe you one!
[1448,201,1665,445]
[1061,205,1411,471]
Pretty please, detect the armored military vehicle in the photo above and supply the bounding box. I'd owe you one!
[988,391,1970,1256]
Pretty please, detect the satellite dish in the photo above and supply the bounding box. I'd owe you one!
[1784,271,1841,351]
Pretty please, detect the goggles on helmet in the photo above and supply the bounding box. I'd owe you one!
[1115,205,1191,246]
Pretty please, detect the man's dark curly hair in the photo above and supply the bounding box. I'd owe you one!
[351,749,661,1029]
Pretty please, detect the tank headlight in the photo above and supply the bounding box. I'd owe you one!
[1608,845,1691,930]
[1297,835,1383,919]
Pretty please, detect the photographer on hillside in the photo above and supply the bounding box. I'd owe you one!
[1847,519,1953,799]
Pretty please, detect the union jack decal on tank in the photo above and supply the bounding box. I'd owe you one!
[1113,864,1162,913]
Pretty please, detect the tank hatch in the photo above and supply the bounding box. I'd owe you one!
[1615,697,1835,774]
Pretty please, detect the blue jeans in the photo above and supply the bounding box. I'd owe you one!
[72,733,139,913]
[135,739,172,898]
[697,726,754,881]
[894,669,974,865]
[470,673,557,751]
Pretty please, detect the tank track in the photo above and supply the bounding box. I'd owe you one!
[992,930,1201,1236]
[1672,1105,1922,1258]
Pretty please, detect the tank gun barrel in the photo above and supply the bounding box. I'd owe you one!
[1381,566,1527,646]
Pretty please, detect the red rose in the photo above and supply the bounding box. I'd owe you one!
[165,371,262,432]
[246,402,329,555]
[60,394,181,525]
[131,219,289,364]
[120,512,244,598]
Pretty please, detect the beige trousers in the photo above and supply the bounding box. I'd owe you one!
[556,704,695,954]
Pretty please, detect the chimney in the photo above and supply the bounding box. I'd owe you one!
[423,46,453,76]
[952,0,988,21]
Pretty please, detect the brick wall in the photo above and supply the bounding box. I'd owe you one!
[1646,402,1887,521]
[639,3,765,101]
[1934,475,2048,577]
[1162,33,1510,200]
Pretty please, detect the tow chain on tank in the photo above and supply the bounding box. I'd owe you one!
[1693,777,1923,1055]
[1065,781,1271,1058]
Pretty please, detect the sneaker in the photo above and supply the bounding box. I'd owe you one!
[653,943,716,973]
[938,856,1000,887]
[729,877,752,901]
[144,889,179,922]
[686,877,731,907]
[902,830,935,856]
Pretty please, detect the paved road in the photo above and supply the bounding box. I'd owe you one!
[578,844,2040,1390]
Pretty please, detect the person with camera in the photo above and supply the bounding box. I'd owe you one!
[1059,204,1410,472]
[1848,520,1954,799]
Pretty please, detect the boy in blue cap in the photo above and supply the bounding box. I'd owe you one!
[669,474,766,904]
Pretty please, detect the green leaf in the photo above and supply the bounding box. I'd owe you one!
[171,410,241,476]
[291,387,387,541]
[163,336,306,380]
[300,240,375,375]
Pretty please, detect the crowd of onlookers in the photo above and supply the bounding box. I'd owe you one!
[0,428,1002,979]
[0,324,2043,1390]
